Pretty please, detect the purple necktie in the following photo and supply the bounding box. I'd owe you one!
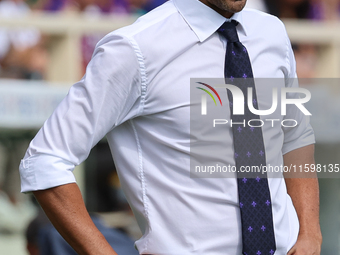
[218,21,276,255]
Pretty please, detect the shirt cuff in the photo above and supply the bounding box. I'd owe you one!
[20,154,76,193]
[282,127,316,155]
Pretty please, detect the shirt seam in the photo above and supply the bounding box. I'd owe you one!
[24,157,37,188]
[284,31,292,85]
[126,37,148,116]
[130,119,150,251]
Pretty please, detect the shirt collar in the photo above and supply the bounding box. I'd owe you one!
[173,0,247,42]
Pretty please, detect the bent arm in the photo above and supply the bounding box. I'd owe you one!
[284,144,322,254]
[33,183,118,255]
[20,35,143,254]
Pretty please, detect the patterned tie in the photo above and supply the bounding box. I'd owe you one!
[218,21,276,255]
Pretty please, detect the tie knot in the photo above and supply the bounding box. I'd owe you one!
[218,20,239,43]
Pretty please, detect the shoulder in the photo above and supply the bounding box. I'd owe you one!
[93,0,185,65]
[93,0,180,56]
[241,8,290,52]
[242,8,284,24]
[109,1,178,40]
[242,8,287,35]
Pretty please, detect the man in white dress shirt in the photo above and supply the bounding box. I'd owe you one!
[19,0,322,254]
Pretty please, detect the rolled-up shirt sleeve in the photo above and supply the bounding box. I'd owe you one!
[20,33,143,192]
[281,33,315,155]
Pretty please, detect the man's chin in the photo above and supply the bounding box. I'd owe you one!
[226,0,247,13]
[200,0,247,17]
[211,0,247,14]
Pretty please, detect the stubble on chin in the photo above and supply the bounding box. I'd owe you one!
[208,0,247,14]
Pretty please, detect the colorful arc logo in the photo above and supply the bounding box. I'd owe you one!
[196,82,223,106]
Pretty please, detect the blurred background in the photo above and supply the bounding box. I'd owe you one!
[0,0,339,254]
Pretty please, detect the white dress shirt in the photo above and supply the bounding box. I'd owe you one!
[20,0,315,254]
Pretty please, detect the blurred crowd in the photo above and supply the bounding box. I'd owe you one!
[247,0,340,78]
[0,0,167,80]
[0,0,339,80]
[247,0,340,20]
